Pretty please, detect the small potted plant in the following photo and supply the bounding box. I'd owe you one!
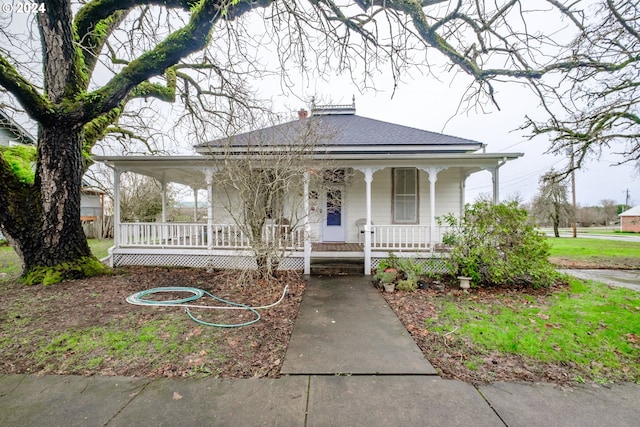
[379,271,397,292]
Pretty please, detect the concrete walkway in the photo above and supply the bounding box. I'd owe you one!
[1,275,639,426]
[559,269,640,292]
[281,275,436,375]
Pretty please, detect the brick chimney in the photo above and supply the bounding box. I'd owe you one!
[298,109,308,120]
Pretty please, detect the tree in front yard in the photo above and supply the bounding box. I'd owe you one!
[210,117,336,278]
[440,201,557,288]
[532,171,574,237]
[0,1,257,284]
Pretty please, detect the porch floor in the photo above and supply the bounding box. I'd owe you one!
[311,242,431,252]
[312,242,363,252]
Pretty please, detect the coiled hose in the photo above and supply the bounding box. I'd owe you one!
[126,285,288,328]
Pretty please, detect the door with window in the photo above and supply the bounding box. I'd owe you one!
[322,186,346,242]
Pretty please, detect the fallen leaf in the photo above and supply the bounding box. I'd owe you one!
[172,392,183,400]
[624,333,638,344]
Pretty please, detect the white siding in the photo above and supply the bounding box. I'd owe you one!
[209,167,464,243]
[0,127,17,146]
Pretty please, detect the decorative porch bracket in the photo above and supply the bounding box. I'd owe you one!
[354,166,383,275]
[418,166,448,250]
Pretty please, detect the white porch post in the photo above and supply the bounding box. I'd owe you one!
[161,174,167,222]
[113,167,121,248]
[491,166,499,204]
[489,157,507,204]
[205,169,214,250]
[160,175,168,244]
[460,170,471,216]
[356,167,382,275]
[420,167,447,250]
[303,171,311,275]
[192,187,198,222]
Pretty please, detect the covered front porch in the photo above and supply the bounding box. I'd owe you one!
[96,154,520,275]
[108,220,451,273]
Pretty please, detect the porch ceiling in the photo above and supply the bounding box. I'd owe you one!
[93,152,523,186]
[95,156,210,188]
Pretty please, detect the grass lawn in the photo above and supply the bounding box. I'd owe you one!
[0,239,113,276]
[547,237,640,269]
[423,279,640,384]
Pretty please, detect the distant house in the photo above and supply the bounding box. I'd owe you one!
[619,206,640,233]
[95,100,523,275]
[0,109,36,147]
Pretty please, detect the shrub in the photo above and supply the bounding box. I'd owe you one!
[378,271,397,284]
[439,200,557,288]
[396,279,417,292]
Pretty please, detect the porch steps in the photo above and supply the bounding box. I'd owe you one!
[310,258,364,276]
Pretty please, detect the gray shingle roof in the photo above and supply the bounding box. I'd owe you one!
[620,206,640,216]
[195,112,485,153]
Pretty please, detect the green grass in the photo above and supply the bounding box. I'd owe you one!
[34,316,221,374]
[546,237,640,269]
[0,239,113,276]
[88,239,113,259]
[428,279,640,383]
[547,237,640,259]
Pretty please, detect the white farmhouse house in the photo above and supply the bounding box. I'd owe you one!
[95,101,522,274]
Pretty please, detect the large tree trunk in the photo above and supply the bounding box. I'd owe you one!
[6,123,98,283]
[31,124,91,265]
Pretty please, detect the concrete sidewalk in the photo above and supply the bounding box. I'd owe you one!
[1,374,639,426]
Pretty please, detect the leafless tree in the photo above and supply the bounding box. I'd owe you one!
[525,0,639,172]
[532,170,574,236]
[207,114,337,278]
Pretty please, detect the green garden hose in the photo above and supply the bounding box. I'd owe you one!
[126,285,288,328]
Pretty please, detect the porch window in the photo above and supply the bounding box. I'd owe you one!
[393,168,418,223]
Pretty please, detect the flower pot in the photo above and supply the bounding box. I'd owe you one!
[457,276,471,290]
[383,283,395,293]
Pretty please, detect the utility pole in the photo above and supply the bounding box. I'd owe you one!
[570,148,577,238]
[624,189,630,207]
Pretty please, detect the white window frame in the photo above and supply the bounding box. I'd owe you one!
[392,167,418,224]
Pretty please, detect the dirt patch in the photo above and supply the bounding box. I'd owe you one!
[0,267,304,379]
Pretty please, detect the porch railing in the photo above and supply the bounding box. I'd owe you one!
[370,225,451,250]
[119,222,304,249]
[118,222,450,251]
